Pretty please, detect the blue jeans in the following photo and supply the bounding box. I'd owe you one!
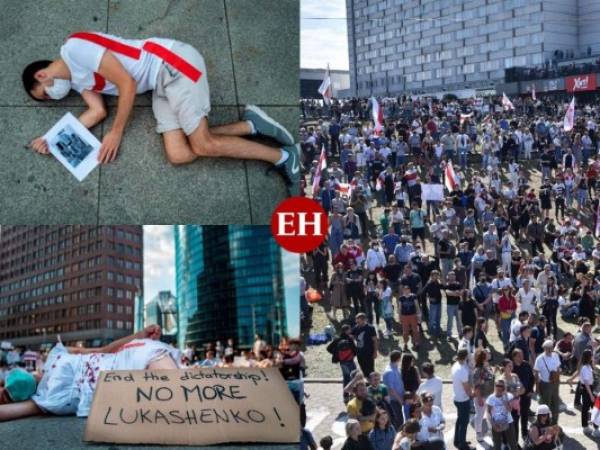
[429,302,442,336]
[454,399,471,449]
[384,317,394,333]
[500,316,514,348]
[447,304,461,337]
[340,360,357,400]
[458,147,468,169]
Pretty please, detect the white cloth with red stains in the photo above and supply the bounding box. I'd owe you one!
[31,339,180,416]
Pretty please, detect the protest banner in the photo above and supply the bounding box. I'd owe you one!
[84,368,299,445]
[421,184,444,202]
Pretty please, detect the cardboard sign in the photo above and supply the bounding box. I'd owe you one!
[84,368,299,446]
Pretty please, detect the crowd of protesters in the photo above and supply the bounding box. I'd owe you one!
[300,93,600,450]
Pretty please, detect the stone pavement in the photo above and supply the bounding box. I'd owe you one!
[0,0,298,224]
[0,415,297,450]
[305,381,594,450]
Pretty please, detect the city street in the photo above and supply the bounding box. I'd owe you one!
[305,381,591,450]
[0,0,297,224]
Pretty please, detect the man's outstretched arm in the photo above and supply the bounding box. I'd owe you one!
[95,50,137,164]
[79,89,107,128]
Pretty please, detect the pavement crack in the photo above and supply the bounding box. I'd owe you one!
[142,0,178,28]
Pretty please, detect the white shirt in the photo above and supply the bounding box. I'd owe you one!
[486,392,514,424]
[60,32,175,95]
[451,361,470,402]
[417,376,444,410]
[509,319,523,343]
[581,364,594,386]
[534,352,561,382]
[366,248,386,271]
[517,287,537,313]
[417,406,444,441]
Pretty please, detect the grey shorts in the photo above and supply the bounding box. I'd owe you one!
[152,41,211,136]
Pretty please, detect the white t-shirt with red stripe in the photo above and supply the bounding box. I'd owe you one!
[60,32,174,95]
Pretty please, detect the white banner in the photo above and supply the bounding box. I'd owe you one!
[421,184,444,201]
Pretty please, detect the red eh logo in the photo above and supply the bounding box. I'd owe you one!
[271,197,328,253]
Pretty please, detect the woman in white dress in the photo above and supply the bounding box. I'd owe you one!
[0,325,179,422]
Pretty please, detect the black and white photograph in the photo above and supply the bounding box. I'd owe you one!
[42,112,100,182]
[50,124,94,168]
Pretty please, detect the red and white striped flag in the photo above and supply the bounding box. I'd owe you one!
[312,146,327,197]
[444,161,459,192]
[318,64,332,105]
[336,180,356,198]
[371,97,384,136]
[502,92,514,111]
[564,96,575,132]
[531,84,536,101]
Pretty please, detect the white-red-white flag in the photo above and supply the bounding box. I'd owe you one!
[312,146,327,196]
[531,84,536,101]
[596,202,600,238]
[502,92,514,111]
[564,96,575,132]
[371,97,384,136]
[444,161,459,192]
[318,64,332,105]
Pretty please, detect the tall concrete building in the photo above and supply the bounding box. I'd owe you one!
[0,226,143,348]
[346,0,600,97]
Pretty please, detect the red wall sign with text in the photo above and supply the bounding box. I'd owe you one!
[566,74,597,92]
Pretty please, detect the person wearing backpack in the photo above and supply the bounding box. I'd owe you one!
[327,324,358,403]
[486,379,518,450]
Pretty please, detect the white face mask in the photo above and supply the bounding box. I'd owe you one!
[44,78,71,100]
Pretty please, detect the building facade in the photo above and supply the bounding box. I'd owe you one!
[347,0,600,97]
[301,68,351,99]
[176,226,288,349]
[173,225,203,349]
[144,290,178,344]
[0,226,143,348]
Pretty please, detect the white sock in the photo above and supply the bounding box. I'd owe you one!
[247,120,256,135]
[275,149,289,166]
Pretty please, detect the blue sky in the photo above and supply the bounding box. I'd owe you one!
[301,0,349,70]
[143,226,299,338]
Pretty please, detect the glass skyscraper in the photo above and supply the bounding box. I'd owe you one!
[173,225,203,349]
[175,225,290,349]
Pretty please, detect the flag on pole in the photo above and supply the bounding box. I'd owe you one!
[318,64,332,105]
[502,92,514,111]
[595,202,600,238]
[371,97,384,136]
[444,161,459,192]
[531,84,536,101]
[312,146,327,196]
[564,96,575,132]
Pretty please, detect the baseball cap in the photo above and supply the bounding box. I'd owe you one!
[5,368,36,402]
[542,339,554,349]
[536,404,550,415]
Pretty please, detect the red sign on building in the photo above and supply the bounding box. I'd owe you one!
[566,74,597,92]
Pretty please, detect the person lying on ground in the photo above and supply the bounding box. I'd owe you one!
[22,31,299,194]
[0,324,179,422]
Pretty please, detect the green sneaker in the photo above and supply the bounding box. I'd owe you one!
[267,144,300,197]
[243,105,295,146]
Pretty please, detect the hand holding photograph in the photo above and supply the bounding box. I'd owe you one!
[42,112,100,182]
